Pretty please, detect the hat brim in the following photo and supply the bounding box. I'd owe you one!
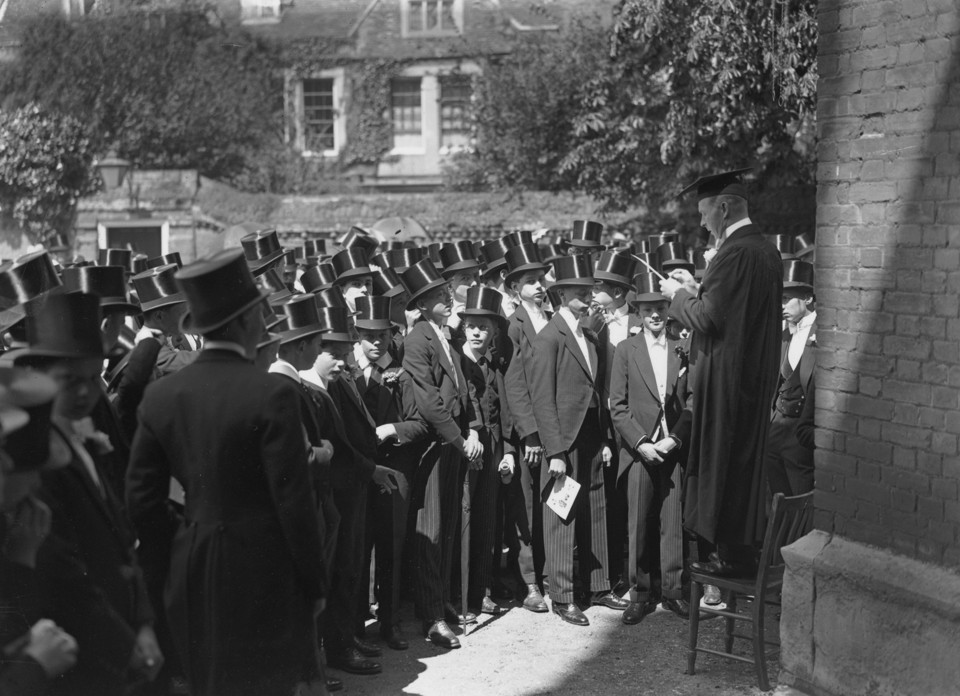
[100,300,142,315]
[354,319,393,332]
[783,282,814,293]
[662,261,695,272]
[630,293,669,305]
[140,294,186,312]
[551,278,595,288]
[257,333,282,350]
[14,347,104,363]
[458,309,508,328]
[246,249,286,273]
[504,262,550,284]
[180,288,271,335]
[593,271,633,288]
[405,278,449,310]
[319,332,355,343]
[277,325,329,345]
[441,260,482,277]
[566,240,604,249]
[333,267,374,283]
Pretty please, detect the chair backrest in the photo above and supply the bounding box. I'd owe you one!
[754,491,814,592]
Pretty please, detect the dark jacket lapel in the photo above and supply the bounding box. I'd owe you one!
[631,335,660,402]
[556,315,592,379]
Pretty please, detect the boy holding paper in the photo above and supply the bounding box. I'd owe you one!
[609,272,692,625]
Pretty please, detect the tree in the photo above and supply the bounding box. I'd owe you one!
[0,104,98,243]
[561,0,818,213]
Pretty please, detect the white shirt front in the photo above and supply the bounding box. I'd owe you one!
[642,329,670,438]
[605,302,631,347]
[521,298,549,334]
[718,217,753,249]
[788,311,816,370]
[354,345,392,382]
[269,358,301,383]
[429,319,459,388]
[300,366,328,391]
[558,306,592,377]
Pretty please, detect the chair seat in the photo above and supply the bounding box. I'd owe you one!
[689,566,784,594]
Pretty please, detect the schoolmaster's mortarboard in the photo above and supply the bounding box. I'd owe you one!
[678,167,753,201]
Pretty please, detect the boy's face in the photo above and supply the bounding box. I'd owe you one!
[782,291,813,325]
[558,285,592,316]
[463,316,495,354]
[635,300,669,335]
[46,357,103,421]
[417,283,453,322]
[449,269,479,302]
[341,277,372,312]
[358,328,389,362]
[592,280,623,309]
[314,341,353,382]
[512,271,546,304]
[100,312,125,353]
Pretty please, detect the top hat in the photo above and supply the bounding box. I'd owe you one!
[794,232,815,258]
[380,241,407,252]
[439,241,482,277]
[145,252,183,270]
[240,228,285,275]
[61,265,140,315]
[354,295,393,332]
[569,220,604,249]
[259,267,293,304]
[370,265,406,298]
[132,254,150,275]
[783,259,814,293]
[401,259,448,310]
[275,294,329,345]
[656,242,694,274]
[98,248,134,273]
[372,247,424,273]
[551,254,594,287]
[300,263,337,293]
[331,248,374,284]
[504,243,550,284]
[314,286,348,311]
[426,243,444,271]
[340,226,380,256]
[0,251,64,308]
[503,230,534,248]
[771,234,798,259]
[300,239,318,259]
[594,250,637,289]
[632,239,652,254]
[317,305,354,343]
[176,249,270,335]
[0,367,71,471]
[480,239,514,276]
[261,300,287,332]
[131,264,186,312]
[540,243,566,264]
[631,272,668,304]
[21,292,104,361]
[281,249,298,270]
[458,285,507,327]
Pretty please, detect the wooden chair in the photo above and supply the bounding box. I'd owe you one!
[686,491,814,691]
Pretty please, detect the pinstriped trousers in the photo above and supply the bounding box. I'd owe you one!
[627,457,684,602]
[540,409,611,604]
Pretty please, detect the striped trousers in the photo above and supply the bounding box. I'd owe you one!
[627,457,684,602]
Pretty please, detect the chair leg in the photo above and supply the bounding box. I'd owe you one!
[724,592,737,654]
[753,591,769,691]
[687,580,701,675]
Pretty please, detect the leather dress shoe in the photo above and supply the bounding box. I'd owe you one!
[661,597,693,619]
[522,584,548,613]
[380,628,409,651]
[424,620,461,649]
[326,648,382,675]
[552,601,589,626]
[690,558,754,577]
[621,600,657,625]
[352,635,382,658]
[703,584,723,605]
[326,677,343,692]
[444,603,478,625]
[590,591,630,610]
[480,596,502,615]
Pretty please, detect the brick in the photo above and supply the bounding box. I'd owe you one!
[896,359,921,381]
[858,460,882,482]
[882,421,931,448]
[887,15,938,45]
[849,181,899,203]
[844,435,892,463]
[892,488,918,512]
[892,402,920,424]
[921,270,949,294]
[858,332,884,354]
[946,410,960,434]
[894,446,918,469]
[860,376,882,397]
[926,520,956,545]
[855,500,881,523]
[920,315,946,338]
[917,538,944,564]
[938,203,960,224]
[816,490,857,518]
[887,468,932,495]
[920,407,946,429]
[919,450,944,477]
[934,478,959,501]
[884,379,931,405]
[819,450,858,476]
[932,385,959,409]
[883,334,931,359]
[933,432,958,455]
[895,315,920,336]
[819,29,864,55]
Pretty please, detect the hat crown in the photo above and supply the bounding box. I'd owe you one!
[132,264,182,309]
[656,242,692,269]
[300,263,337,293]
[145,252,183,270]
[61,265,130,303]
[594,250,637,285]
[633,271,665,299]
[371,265,403,296]
[278,293,323,332]
[314,286,347,309]
[401,258,444,295]
[480,239,511,264]
[375,247,424,271]
[175,249,265,334]
[98,248,133,270]
[679,167,752,201]
[355,295,391,323]
[317,305,351,336]
[331,248,371,279]
[341,226,379,254]
[771,234,797,257]
[503,230,533,247]
[505,242,545,272]
[571,220,604,245]
[540,243,566,262]
[552,254,594,285]
[439,240,479,270]
[0,251,63,305]
[240,228,281,262]
[462,285,503,315]
[25,292,104,359]
[783,259,814,288]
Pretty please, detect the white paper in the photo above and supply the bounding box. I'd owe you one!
[546,475,581,520]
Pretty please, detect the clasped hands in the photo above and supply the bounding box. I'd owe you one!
[638,437,677,464]
[463,429,484,470]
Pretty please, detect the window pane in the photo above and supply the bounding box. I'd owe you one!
[391,78,422,135]
[408,0,424,32]
[440,76,471,143]
[406,0,459,35]
[303,78,335,151]
[439,0,456,30]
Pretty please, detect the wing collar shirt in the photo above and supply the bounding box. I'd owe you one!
[354,344,392,381]
[788,311,816,370]
[605,302,631,347]
[521,298,549,334]
[428,319,459,388]
[642,328,670,438]
[718,217,753,249]
[558,306,592,377]
[269,358,301,384]
[300,366,328,391]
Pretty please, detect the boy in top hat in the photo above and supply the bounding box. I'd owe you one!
[765,259,816,497]
[501,242,552,612]
[19,293,162,696]
[609,273,693,624]
[331,248,374,314]
[566,220,605,256]
[352,296,429,651]
[400,259,482,649]
[126,250,326,696]
[455,286,515,616]
[240,227,286,279]
[439,241,482,334]
[299,305,398,677]
[529,255,628,626]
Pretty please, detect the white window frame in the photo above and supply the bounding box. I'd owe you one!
[401,0,464,38]
[290,69,346,158]
[240,0,282,24]
[97,220,170,257]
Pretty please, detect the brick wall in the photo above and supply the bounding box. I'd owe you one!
[815,0,960,565]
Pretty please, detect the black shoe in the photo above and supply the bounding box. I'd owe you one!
[690,558,754,577]
[661,597,692,619]
[522,584,548,613]
[352,635,382,658]
[326,676,344,692]
[424,620,461,649]
[380,628,409,651]
[327,648,382,675]
[444,603,477,625]
[590,591,630,610]
[552,601,589,626]
[479,596,502,615]
[621,600,657,625]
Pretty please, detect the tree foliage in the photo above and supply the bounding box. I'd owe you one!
[561,0,818,213]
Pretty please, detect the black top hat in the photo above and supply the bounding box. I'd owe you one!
[21,292,104,361]
[61,265,140,315]
[401,258,448,310]
[300,239,319,259]
[504,243,549,284]
[317,305,353,343]
[647,233,680,249]
[373,247,424,273]
[331,248,374,284]
[240,228,285,275]
[98,248,134,272]
[132,255,150,275]
[439,241,482,277]
[480,239,513,275]
[380,240,407,252]
[276,294,328,345]
[145,252,183,270]
[771,234,798,259]
[131,264,185,312]
[340,226,380,256]
[354,296,393,332]
[594,250,637,289]
[314,286,348,310]
[261,301,287,331]
[540,243,566,264]
[176,249,270,335]
[282,249,298,270]
[300,263,337,293]
[0,251,64,308]
[503,230,534,247]
[657,242,695,273]
[551,254,594,287]
[370,265,406,298]
[259,268,293,304]
[426,243,444,271]
[633,239,652,254]
[794,232,815,258]
[783,259,814,292]
[458,285,506,326]
[631,272,669,304]
[678,167,752,201]
[569,220,604,249]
